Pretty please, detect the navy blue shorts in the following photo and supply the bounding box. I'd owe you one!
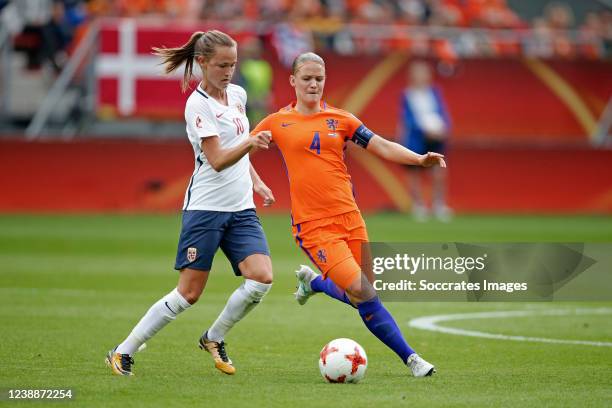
[424,139,446,154]
[404,139,447,171]
[174,209,270,275]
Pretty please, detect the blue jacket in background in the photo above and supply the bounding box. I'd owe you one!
[400,86,451,154]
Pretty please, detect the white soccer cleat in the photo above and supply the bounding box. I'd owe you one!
[412,204,429,222]
[294,264,318,305]
[407,353,436,377]
[433,205,453,223]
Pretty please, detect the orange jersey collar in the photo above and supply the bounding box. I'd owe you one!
[285,100,328,113]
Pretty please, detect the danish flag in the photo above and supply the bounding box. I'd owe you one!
[97,19,214,118]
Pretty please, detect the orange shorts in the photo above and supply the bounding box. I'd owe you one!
[292,210,369,290]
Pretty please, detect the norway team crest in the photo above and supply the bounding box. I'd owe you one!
[187,247,197,262]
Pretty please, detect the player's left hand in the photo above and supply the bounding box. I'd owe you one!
[420,152,446,168]
[254,182,275,207]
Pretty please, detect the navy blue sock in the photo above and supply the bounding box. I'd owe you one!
[357,296,415,363]
[310,276,352,306]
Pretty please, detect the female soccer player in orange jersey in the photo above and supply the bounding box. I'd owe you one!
[251,52,445,377]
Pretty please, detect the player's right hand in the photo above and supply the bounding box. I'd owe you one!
[420,152,446,168]
[250,131,272,151]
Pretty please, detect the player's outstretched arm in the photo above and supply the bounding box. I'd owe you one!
[366,135,446,168]
[250,164,275,207]
[201,131,271,172]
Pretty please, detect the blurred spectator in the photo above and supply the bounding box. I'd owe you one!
[237,37,273,124]
[271,18,314,67]
[397,0,428,25]
[429,1,465,27]
[61,0,610,60]
[545,1,574,30]
[258,0,291,22]
[579,11,602,58]
[199,0,246,21]
[544,1,574,57]
[459,0,522,28]
[13,0,60,71]
[598,11,612,56]
[1,1,24,36]
[64,0,87,28]
[580,10,611,58]
[524,17,554,58]
[399,61,451,222]
[7,0,88,72]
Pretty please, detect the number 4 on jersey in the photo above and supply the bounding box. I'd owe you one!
[309,132,321,154]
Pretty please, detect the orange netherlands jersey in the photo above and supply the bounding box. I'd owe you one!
[252,101,366,224]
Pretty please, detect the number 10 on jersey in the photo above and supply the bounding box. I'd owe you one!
[233,118,245,135]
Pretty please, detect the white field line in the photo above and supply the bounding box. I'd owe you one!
[409,309,612,347]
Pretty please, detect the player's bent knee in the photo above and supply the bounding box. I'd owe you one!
[240,255,274,284]
[244,278,272,302]
[242,267,273,284]
[255,270,274,284]
[177,282,204,304]
[179,288,202,305]
[177,268,209,304]
[345,274,376,304]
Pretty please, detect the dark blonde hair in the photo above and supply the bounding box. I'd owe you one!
[152,30,236,92]
[291,52,325,75]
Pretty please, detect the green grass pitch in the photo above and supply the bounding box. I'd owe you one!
[1,214,611,407]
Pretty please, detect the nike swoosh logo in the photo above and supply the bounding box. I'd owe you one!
[281,122,295,127]
[165,301,177,314]
[216,112,225,118]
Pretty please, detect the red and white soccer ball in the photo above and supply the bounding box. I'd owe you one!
[319,338,367,383]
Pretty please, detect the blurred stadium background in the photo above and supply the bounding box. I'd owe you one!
[0,0,611,215]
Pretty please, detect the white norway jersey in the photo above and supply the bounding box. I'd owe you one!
[183,83,254,211]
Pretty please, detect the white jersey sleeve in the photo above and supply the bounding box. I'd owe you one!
[185,97,219,142]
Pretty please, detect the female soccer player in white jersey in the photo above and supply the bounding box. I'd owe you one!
[106,30,274,376]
